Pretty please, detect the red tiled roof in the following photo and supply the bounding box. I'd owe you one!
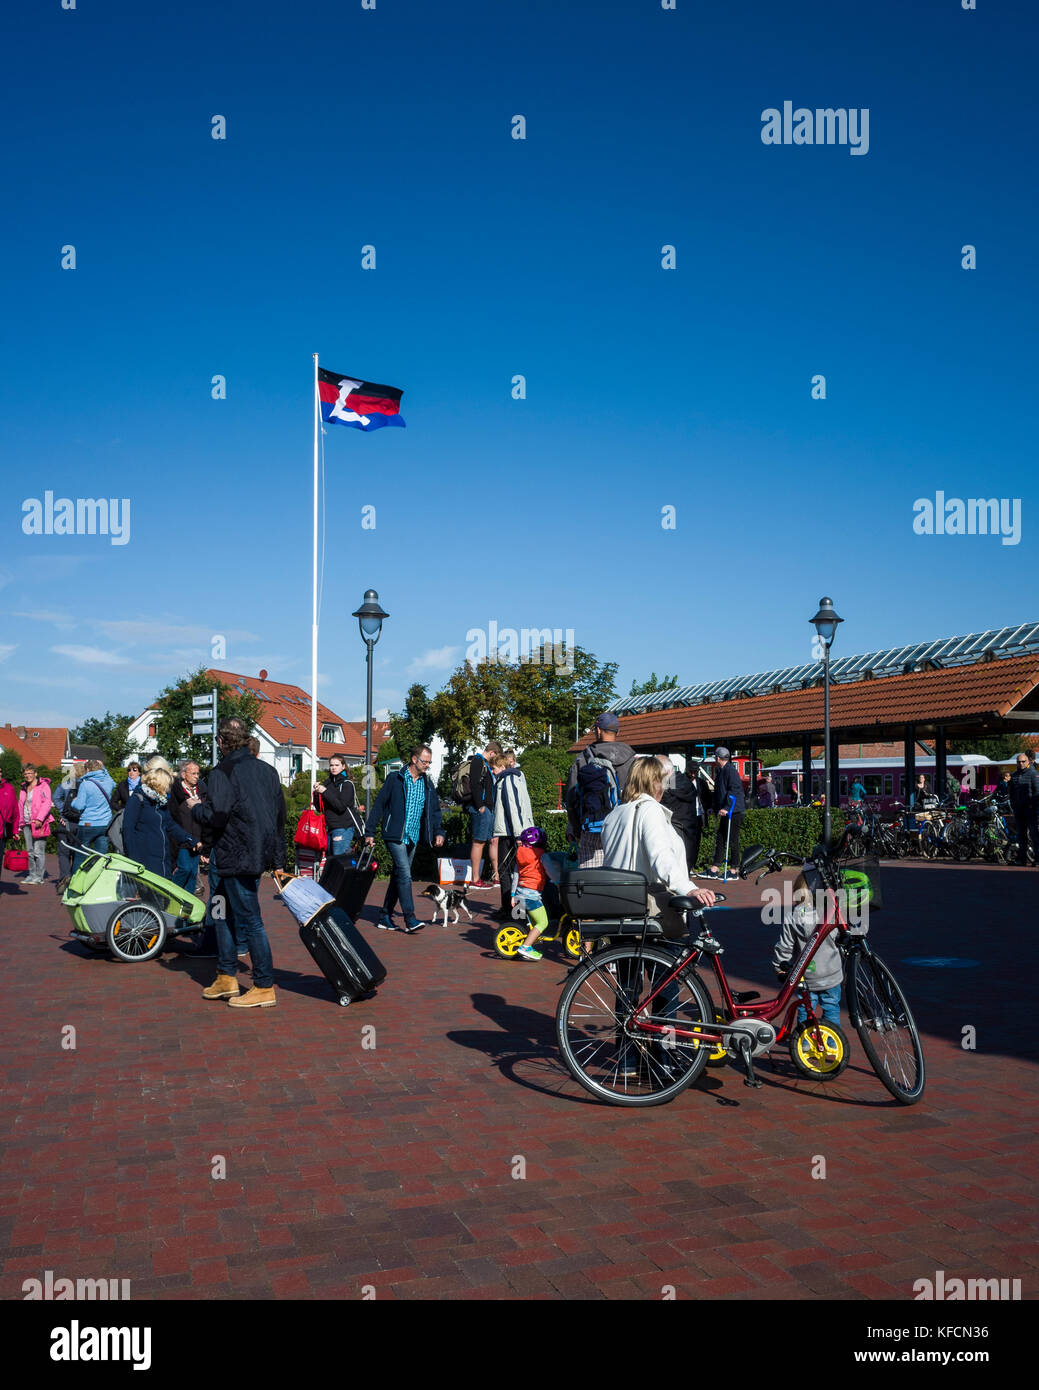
[203,671,365,756]
[572,655,1039,751]
[0,725,69,771]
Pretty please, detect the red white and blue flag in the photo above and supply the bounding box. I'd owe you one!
[318,367,405,432]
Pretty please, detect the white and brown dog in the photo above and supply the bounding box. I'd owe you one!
[422,883,473,927]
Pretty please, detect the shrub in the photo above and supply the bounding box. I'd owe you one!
[692,807,848,873]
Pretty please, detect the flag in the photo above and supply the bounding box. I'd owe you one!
[318,367,405,431]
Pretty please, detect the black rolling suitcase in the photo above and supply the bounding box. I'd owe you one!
[299,904,387,1007]
[273,868,387,1007]
[319,822,378,920]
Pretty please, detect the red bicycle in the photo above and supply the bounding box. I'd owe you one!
[555,829,925,1107]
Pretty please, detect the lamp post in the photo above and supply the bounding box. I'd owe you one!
[575,699,581,745]
[352,589,389,799]
[810,597,843,846]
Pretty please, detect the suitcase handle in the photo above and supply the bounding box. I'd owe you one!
[354,841,375,871]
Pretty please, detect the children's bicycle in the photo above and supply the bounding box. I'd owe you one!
[494,913,582,961]
[555,828,925,1107]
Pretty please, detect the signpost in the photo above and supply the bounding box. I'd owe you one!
[191,690,218,770]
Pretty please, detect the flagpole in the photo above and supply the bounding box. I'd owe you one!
[311,352,319,794]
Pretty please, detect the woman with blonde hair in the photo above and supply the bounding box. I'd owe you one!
[601,755,716,933]
[123,760,200,879]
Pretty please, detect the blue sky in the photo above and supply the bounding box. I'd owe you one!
[2,0,1036,732]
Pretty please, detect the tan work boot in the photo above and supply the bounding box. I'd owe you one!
[227,985,277,1009]
[202,973,240,1000]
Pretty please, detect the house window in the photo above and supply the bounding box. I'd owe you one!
[320,724,342,743]
[275,717,295,729]
[148,723,156,738]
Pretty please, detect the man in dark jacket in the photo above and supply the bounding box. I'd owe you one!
[1009,753,1039,866]
[314,755,361,858]
[364,745,444,933]
[169,760,207,893]
[656,755,705,871]
[565,714,637,868]
[708,747,746,878]
[194,718,286,1008]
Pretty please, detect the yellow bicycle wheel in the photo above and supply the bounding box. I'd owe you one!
[564,926,581,959]
[494,924,527,959]
[789,1021,850,1079]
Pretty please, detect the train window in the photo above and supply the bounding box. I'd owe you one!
[864,775,881,795]
[812,775,821,794]
[883,775,893,796]
[839,776,848,795]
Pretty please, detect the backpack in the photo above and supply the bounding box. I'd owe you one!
[452,757,478,806]
[575,747,621,834]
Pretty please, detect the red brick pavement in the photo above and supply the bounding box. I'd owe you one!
[1,856,1036,1301]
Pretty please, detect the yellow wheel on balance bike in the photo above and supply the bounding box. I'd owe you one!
[561,914,581,960]
[704,1011,729,1067]
[788,1020,850,1079]
[494,924,527,959]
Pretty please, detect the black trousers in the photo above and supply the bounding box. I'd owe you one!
[498,837,518,915]
[673,823,703,873]
[1017,808,1039,864]
[712,812,744,868]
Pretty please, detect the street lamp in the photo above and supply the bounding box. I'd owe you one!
[575,699,581,745]
[352,589,389,798]
[810,597,844,846]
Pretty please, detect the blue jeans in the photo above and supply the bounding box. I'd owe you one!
[172,845,200,893]
[798,984,842,1027]
[329,826,355,858]
[73,824,110,872]
[383,839,418,919]
[218,874,274,988]
[206,868,248,956]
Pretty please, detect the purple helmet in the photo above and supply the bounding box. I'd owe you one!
[520,825,547,848]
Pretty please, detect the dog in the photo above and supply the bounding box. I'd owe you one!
[422,882,473,927]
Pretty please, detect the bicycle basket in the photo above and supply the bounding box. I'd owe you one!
[840,856,882,923]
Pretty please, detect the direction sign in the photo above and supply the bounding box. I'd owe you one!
[192,694,215,708]
[192,723,214,735]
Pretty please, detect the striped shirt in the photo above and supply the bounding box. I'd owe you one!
[403,769,425,844]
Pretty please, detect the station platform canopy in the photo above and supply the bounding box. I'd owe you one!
[574,621,1039,753]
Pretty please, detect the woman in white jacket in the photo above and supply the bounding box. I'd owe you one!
[601,756,716,931]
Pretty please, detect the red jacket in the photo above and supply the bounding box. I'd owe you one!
[0,779,17,834]
[516,844,547,891]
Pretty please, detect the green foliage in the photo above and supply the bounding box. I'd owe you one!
[950,733,1028,762]
[70,711,139,766]
[629,672,678,697]
[152,667,261,769]
[389,685,436,763]
[0,749,23,784]
[518,746,573,819]
[428,646,618,752]
[378,737,399,764]
[690,807,847,873]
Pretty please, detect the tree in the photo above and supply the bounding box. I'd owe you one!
[428,645,618,753]
[388,684,437,762]
[70,711,139,766]
[950,733,1028,762]
[1,749,23,784]
[629,672,678,697]
[152,667,262,768]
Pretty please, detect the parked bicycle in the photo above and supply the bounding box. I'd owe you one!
[556,828,925,1108]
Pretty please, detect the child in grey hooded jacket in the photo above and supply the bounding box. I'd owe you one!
[772,890,843,1027]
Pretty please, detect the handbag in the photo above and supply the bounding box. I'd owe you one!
[294,792,328,851]
[4,843,29,872]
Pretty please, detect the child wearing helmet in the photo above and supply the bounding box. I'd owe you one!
[515,826,549,961]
